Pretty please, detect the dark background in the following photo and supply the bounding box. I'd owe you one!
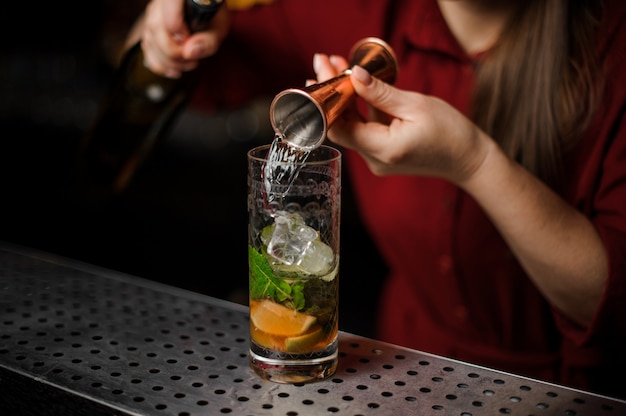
[0,1,387,337]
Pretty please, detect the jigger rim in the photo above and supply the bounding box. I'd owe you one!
[269,88,327,152]
[349,37,399,84]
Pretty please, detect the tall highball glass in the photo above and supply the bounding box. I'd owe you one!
[247,143,341,383]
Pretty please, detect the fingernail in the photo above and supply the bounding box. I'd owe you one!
[352,65,373,85]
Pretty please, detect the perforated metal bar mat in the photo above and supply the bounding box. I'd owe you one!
[1,244,625,416]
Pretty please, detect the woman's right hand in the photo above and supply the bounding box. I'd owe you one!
[136,0,231,79]
[312,53,489,185]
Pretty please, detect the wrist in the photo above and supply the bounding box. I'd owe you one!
[457,129,503,193]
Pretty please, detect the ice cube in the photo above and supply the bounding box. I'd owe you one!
[267,211,317,266]
[298,239,334,275]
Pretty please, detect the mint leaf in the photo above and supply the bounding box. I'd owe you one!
[249,245,300,308]
[292,285,305,310]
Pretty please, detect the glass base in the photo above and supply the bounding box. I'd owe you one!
[249,339,338,384]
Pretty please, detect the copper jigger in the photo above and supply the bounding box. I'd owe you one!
[269,37,398,151]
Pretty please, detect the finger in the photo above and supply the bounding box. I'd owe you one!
[313,53,347,82]
[350,65,417,122]
[183,6,230,59]
[327,115,391,155]
[161,0,189,42]
[143,36,192,78]
[142,1,183,76]
[329,54,349,72]
[313,54,333,82]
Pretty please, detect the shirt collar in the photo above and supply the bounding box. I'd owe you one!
[401,0,474,62]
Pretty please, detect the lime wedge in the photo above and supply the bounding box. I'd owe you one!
[284,326,323,352]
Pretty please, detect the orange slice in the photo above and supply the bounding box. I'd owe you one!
[250,326,283,350]
[250,300,316,336]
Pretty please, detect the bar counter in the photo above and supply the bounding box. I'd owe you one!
[1,243,625,415]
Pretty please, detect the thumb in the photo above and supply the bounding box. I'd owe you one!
[161,0,189,42]
[350,65,411,121]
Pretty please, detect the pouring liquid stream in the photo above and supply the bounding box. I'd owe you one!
[262,134,310,211]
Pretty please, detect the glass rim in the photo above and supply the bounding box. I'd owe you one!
[247,144,342,165]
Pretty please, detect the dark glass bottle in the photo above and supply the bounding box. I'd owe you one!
[79,0,224,197]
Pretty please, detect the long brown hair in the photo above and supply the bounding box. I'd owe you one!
[471,0,602,189]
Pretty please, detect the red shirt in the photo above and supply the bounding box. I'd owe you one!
[194,0,626,397]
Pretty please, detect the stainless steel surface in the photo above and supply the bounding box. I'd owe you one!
[1,243,625,415]
[269,37,398,151]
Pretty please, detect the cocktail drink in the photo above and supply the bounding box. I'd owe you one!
[247,142,341,383]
